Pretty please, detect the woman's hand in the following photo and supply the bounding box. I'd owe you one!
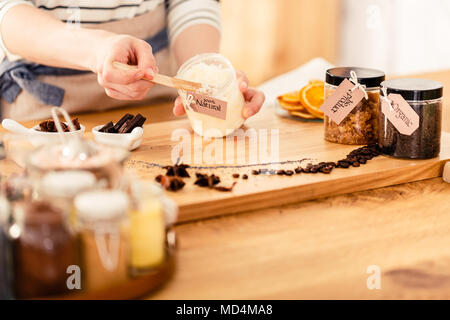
[173,70,265,118]
[93,34,157,100]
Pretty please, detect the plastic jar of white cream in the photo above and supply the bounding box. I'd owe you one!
[176,53,245,138]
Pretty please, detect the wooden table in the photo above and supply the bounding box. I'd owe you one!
[2,70,450,299]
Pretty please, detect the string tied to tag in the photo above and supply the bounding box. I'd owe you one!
[349,70,368,100]
[381,86,393,111]
[185,93,194,111]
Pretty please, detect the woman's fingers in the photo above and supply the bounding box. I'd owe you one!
[242,87,265,119]
[96,35,158,100]
[236,70,249,92]
[173,96,186,116]
[104,87,135,101]
[173,88,265,119]
[134,39,157,79]
[109,80,152,100]
[102,59,145,85]
[172,69,264,119]
[236,70,265,118]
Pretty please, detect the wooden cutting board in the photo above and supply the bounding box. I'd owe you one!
[124,109,450,223]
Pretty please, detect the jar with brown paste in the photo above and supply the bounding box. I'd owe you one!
[324,67,385,145]
[378,78,443,159]
[13,200,79,298]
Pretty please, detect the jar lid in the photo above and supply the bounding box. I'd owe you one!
[27,142,129,172]
[381,78,443,101]
[42,170,96,198]
[326,67,385,88]
[74,190,129,222]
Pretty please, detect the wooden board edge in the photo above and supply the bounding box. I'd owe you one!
[177,158,447,223]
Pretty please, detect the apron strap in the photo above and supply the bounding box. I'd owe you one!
[0,28,169,107]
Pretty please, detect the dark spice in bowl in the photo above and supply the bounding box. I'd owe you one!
[99,113,146,134]
[38,118,81,132]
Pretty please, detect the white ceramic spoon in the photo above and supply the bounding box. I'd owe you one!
[1,119,32,135]
[1,117,85,147]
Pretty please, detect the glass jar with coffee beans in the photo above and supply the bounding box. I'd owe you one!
[324,67,385,145]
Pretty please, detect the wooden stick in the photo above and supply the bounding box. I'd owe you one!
[112,61,202,92]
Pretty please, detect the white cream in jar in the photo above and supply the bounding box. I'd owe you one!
[176,53,245,138]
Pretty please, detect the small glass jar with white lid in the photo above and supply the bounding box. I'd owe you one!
[74,189,130,291]
[176,53,245,138]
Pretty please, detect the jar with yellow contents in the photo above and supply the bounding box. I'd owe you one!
[128,182,176,275]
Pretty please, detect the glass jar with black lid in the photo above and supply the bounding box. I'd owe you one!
[324,67,385,145]
[378,78,443,159]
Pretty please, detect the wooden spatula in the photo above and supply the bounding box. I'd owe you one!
[112,61,203,92]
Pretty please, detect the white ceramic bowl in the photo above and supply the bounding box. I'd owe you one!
[92,125,143,151]
[28,124,85,147]
[1,118,85,147]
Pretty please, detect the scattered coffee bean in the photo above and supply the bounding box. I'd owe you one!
[155,145,382,192]
[319,167,332,174]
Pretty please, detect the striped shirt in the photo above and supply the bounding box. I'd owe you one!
[0,0,221,61]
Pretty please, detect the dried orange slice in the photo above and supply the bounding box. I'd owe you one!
[299,81,325,119]
[277,97,305,112]
[289,110,316,119]
[279,90,300,103]
[308,79,324,85]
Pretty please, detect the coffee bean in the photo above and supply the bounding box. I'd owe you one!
[320,167,332,174]
[232,173,240,178]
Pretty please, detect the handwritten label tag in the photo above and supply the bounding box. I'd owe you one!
[320,78,365,125]
[381,93,419,136]
[186,92,227,120]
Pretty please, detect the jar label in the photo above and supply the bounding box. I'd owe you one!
[381,93,419,136]
[320,78,365,125]
[186,92,228,120]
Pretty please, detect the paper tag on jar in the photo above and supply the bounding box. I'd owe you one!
[320,78,365,125]
[381,93,419,136]
[186,92,227,120]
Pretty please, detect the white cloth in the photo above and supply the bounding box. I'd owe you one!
[257,57,334,111]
